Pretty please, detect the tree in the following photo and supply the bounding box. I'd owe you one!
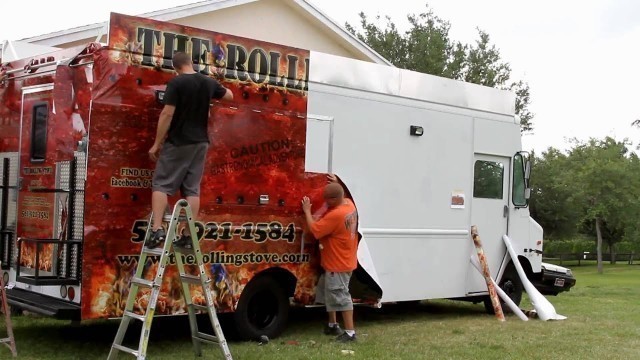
[529,148,580,240]
[567,137,639,273]
[530,139,640,267]
[618,152,640,254]
[346,5,534,132]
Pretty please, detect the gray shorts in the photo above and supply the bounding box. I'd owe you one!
[315,272,353,312]
[152,142,208,197]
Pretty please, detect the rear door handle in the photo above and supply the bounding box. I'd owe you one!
[503,205,509,218]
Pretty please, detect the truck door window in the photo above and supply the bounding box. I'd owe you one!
[31,103,48,162]
[512,154,527,207]
[473,160,504,199]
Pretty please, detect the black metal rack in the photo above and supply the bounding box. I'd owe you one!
[0,158,14,270]
[15,157,83,285]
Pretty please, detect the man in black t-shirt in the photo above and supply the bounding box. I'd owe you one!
[146,52,233,248]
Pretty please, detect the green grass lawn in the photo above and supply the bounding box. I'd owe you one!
[2,264,639,359]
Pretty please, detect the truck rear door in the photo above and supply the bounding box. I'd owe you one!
[16,85,58,281]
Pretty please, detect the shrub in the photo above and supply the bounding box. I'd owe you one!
[543,239,595,255]
[614,242,640,254]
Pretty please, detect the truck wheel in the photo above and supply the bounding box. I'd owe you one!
[484,262,523,314]
[10,306,23,316]
[234,275,289,340]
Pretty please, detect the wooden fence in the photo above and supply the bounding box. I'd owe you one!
[543,252,636,266]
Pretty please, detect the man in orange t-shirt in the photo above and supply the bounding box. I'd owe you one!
[302,175,358,342]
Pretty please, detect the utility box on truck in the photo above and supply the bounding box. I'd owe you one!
[0,13,545,339]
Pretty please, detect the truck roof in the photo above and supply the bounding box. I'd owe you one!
[309,51,516,118]
[1,40,60,63]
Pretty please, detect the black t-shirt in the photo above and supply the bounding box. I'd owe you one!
[163,73,227,145]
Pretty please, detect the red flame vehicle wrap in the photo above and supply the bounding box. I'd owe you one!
[83,13,330,319]
[1,13,334,321]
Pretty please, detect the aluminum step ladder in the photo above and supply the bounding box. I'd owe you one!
[0,261,17,357]
[107,199,232,360]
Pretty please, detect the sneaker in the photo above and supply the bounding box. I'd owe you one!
[335,332,356,343]
[324,324,343,336]
[146,229,166,249]
[173,234,193,249]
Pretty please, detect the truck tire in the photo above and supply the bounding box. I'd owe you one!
[484,262,524,314]
[234,275,289,340]
[10,305,23,316]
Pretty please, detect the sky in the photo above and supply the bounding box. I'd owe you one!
[1,0,639,154]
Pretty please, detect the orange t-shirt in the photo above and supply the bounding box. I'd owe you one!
[309,199,358,272]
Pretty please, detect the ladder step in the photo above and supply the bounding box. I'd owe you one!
[131,277,156,288]
[190,303,211,313]
[180,274,210,285]
[142,247,165,256]
[163,214,188,222]
[123,310,146,322]
[111,344,139,357]
[194,332,220,345]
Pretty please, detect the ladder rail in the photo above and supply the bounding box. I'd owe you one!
[123,211,155,317]
[108,217,156,360]
[174,201,232,358]
[173,200,208,357]
[0,260,17,357]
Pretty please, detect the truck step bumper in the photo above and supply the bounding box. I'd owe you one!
[6,288,80,320]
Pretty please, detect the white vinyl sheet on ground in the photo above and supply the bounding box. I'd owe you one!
[502,235,567,321]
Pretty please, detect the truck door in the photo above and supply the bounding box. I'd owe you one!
[466,154,510,294]
[16,85,57,279]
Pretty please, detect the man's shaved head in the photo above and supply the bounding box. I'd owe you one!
[172,52,192,69]
[324,183,344,207]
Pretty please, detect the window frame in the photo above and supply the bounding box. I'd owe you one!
[512,153,529,208]
[472,160,505,200]
[30,102,48,163]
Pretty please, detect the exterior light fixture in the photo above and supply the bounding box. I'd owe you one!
[410,125,424,136]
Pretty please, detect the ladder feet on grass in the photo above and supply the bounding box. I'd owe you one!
[0,260,17,358]
[107,200,232,359]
